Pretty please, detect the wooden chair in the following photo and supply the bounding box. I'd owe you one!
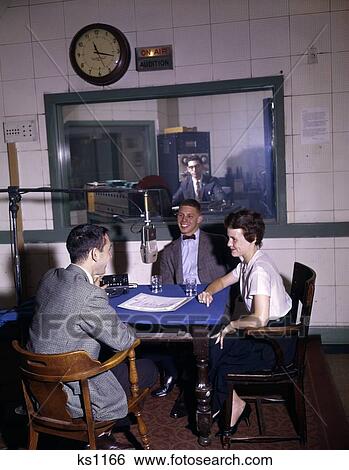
[12,338,150,450]
[221,262,316,448]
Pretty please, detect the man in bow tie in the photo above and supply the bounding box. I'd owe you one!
[149,199,234,418]
[172,155,224,206]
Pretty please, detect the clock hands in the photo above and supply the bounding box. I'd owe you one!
[93,42,107,69]
[93,42,114,57]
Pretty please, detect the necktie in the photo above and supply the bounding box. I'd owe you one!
[183,234,196,240]
[195,180,201,201]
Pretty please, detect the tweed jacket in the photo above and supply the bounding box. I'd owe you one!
[172,174,224,206]
[160,230,233,285]
[27,264,136,421]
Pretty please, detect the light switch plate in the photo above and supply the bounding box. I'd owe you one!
[3,120,38,143]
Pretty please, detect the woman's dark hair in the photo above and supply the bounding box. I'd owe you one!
[224,210,265,247]
[66,224,109,263]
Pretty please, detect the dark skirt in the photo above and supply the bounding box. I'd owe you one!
[209,335,297,414]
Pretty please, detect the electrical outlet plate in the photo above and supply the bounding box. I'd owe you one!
[3,120,38,143]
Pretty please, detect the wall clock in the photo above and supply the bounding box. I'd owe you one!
[69,23,131,86]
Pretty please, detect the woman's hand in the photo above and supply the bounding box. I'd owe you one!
[198,290,213,307]
[211,324,236,349]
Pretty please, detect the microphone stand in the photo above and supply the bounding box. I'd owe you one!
[0,185,155,305]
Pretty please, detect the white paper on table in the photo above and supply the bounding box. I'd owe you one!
[117,293,194,312]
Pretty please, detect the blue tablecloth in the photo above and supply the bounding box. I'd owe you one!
[110,284,229,329]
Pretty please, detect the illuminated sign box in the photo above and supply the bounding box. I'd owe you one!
[136,45,173,72]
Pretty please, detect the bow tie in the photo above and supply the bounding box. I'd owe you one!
[183,234,196,240]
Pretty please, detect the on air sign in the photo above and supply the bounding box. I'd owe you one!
[136,45,173,71]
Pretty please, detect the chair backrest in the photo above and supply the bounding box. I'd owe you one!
[12,340,102,422]
[289,262,316,337]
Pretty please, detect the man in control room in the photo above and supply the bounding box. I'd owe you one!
[172,155,224,206]
[27,224,157,450]
[151,199,235,419]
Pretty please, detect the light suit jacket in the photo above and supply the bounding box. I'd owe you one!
[27,264,136,421]
[160,230,233,285]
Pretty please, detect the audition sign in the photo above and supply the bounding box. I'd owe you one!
[136,45,173,72]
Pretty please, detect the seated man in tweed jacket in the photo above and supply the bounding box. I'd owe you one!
[27,224,157,449]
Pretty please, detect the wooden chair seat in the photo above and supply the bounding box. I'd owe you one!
[12,338,151,449]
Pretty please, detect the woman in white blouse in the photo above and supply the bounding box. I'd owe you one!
[198,210,294,436]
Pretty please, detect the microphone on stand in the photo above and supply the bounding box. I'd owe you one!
[140,191,158,263]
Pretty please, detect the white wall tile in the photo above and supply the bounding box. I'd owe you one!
[33,39,68,78]
[336,286,349,324]
[293,134,332,173]
[331,0,349,10]
[333,92,349,131]
[285,135,293,172]
[290,13,330,55]
[174,25,211,66]
[333,132,349,171]
[292,93,331,134]
[210,0,248,23]
[295,237,334,248]
[296,247,335,285]
[35,76,69,114]
[332,52,349,92]
[18,150,44,186]
[30,2,65,41]
[289,0,330,15]
[291,53,331,95]
[212,21,250,62]
[172,0,209,27]
[294,210,334,222]
[331,11,349,52]
[250,17,290,59]
[262,238,296,250]
[213,61,251,80]
[175,64,213,83]
[334,237,349,248]
[310,285,336,325]
[0,6,30,44]
[0,43,34,80]
[294,172,333,210]
[284,96,292,135]
[334,210,349,221]
[136,28,173,46]
[334,172,349,210]
[21,193,46,221]
[3,79,37,116]
[252,57,291,95]
[63,0,99,38]
[335,248,349,284]
[139,70,175,87]
[286,173,295,211]
[249,0,289,19]
[99,0,136,32]
[105,71,139,90]
[135,0,172,31]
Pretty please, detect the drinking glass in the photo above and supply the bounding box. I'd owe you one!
[151,274,162,293]
[185,277,197,297]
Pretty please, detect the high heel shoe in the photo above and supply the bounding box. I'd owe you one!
[218,402,252,437]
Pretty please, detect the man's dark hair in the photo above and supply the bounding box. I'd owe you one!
[66,224,109,263]
[224,210,265,247]
[179,198,201,213]
[186,155,202,166]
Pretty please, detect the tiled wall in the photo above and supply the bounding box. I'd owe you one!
[0,0,348,327]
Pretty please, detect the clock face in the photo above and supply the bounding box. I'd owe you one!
[69,23,131,86]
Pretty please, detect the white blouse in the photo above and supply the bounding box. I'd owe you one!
[232,250,292,321]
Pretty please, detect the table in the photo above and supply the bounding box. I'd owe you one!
[110,284,229,446]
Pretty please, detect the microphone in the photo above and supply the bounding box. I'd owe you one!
[140,191,158,263]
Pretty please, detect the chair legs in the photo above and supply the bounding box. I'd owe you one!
[28,425,39,450]
[134,408,150,449]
